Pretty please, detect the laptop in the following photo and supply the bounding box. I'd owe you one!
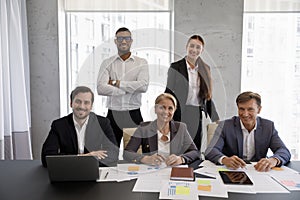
[46,155,99,182]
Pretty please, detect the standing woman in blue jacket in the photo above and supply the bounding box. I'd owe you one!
[165,35,219,150]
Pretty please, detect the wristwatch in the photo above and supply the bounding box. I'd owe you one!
[111,80,117,86]
[181,156,185,164]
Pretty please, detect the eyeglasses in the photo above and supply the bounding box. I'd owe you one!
[115,36,132,42]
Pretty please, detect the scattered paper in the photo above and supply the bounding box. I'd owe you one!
[159,180,198,200]
[133,167,171,192]
[196,178,228,198]
[271,174,300,191]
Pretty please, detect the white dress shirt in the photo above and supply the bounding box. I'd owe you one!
[157,130,170,158]
[218,119,257,164]
[97,54,149,111]
[73,115,89,154]
[240,120,256,161]
[185,60,200,106]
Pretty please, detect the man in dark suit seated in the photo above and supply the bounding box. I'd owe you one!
[205,91,291,172]
[41,86,118,167]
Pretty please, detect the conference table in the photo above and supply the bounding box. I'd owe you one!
[0,160,299,200]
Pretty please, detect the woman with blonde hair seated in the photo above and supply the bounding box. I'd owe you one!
[123,93,199,166]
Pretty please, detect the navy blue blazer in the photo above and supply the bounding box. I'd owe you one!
[205,116,291,166]
[41,112,118,167]
[123,120,199,164]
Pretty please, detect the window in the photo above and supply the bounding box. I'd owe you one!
[242,0,300,160]
[59,0,173,121]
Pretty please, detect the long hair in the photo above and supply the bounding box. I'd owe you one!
[197,57,212,100]
[187,35,212,100]
[186,35,205,47]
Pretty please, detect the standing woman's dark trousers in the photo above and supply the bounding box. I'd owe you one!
[181,105,202,151]
[107,108,143,148]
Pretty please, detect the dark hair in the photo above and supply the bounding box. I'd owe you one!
[155,93,177,108]
[236,91,261,107]
[187,35,205,46]
[186,35,212,100]
[70,86,94,104]
[115,27,131,35]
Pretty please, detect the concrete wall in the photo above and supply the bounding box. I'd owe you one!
[27,0,243,159]
[27,0,60,159]
[174,0,244,119]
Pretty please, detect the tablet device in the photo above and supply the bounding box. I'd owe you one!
[46,155,99,182]
[219,171,253,185]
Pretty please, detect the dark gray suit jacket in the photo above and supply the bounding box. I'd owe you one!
[41,112,118,167]
[205,116,291,166]
[123,120,199,164]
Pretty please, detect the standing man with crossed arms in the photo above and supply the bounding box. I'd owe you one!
[97,27,149,147]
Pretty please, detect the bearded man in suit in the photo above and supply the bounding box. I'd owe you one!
[41,86,118,167]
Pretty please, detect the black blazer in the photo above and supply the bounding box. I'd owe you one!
[165,57,219,122]
[41,112,118,167]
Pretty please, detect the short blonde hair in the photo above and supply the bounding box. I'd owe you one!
[155,93,177,108]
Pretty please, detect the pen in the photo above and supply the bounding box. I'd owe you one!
[202,171,217,178]
[203,171,215,175]
[195,172,216,179]
[104,171,109,179]
[156,153,165,161]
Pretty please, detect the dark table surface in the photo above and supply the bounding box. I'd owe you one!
[0,160,299,200]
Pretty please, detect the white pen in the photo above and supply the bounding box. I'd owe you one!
[203,171,216,177]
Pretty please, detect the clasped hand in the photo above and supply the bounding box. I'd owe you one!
[222,155,246,169]
[222,155,277,172]
[254,158,277,172]
[82,150,108,160]
[141,154,183,166]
